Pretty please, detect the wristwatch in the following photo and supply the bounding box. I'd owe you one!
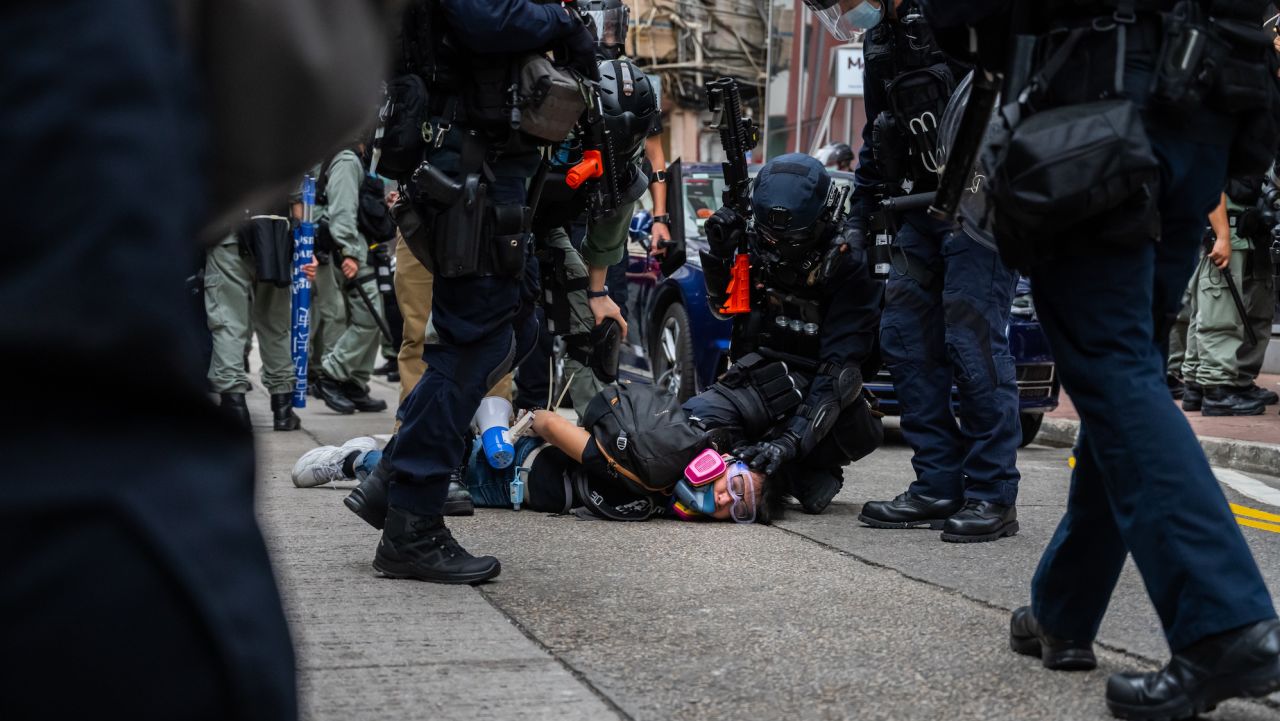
[587,286,610,299]
[651,213,671,225]
[651,170,668,184]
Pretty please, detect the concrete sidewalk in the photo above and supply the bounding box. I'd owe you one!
[1041,373,1280,477]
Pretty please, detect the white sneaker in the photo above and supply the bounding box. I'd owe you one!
[292,437,379,488]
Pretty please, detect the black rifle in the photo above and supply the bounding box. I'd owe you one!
[1202,232,1259,349]
[569,84,625,221]
[704,77,759,221]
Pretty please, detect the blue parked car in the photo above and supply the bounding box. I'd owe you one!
[617,162,1059,447]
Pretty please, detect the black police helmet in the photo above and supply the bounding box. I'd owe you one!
[597,58,658,160]
[584,0,630,59]
[751,153,835,260]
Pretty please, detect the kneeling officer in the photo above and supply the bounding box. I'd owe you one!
[700,154,884,513]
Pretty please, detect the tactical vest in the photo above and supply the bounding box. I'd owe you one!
[730,252,827,366]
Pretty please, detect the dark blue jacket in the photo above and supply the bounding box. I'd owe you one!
[441,0,578,52]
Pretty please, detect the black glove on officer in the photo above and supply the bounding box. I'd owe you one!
[736,431,801,476]
[705,207,747,257]
[820,224,865,283]
[561,21,602,81]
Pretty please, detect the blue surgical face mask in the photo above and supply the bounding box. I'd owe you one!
[840,1,884,31]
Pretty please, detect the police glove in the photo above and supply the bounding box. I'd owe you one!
[562,22,601,81]
[735,432,800,477]
[705,207,746,258]
[821,225,864,283]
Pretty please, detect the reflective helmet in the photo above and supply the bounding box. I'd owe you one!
[831,143,854,169]
[584,0,630,59]
[750,153,837,263]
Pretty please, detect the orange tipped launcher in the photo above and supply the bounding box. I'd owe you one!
[566,149,604,189]
[719,254,752,314]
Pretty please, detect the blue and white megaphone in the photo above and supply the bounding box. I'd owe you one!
[473,396,514,469]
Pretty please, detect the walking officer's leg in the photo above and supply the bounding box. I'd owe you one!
[253,281,301,430]
[860,222,965,529]
[204,234,254,427]
[394,232,433,404]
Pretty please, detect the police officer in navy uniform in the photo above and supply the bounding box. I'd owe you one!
[806,0,1023,542]
[905,0,1280,715]
[700,153,885,514]
[358,0,599,585]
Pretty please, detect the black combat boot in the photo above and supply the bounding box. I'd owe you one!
[340,381,388,413]
[219,392,251,430]
[940,499,1019,543]
[373,507,501,584]
[1106,619,1280,720]
[1167,373,1185,400]
[270,393,301,431]
[858,492,963,529]
[1202,386,1266,417]
[1009,606,1097,671]
[372,359,396,376]
[1181,381,1203,412]
[444,466,476,516]
[788,467,843,514]
[1240,383,1279,406]
[313,373,356,414]
[345,458,390,529]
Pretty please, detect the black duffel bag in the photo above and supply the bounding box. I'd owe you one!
[986,28,1160,271]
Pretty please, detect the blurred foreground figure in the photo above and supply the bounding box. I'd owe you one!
[907,0,1280,717]
[0,0,384,718]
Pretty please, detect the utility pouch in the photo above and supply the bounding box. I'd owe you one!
[885,63,955,184]
[988,27,1160,270]
[514,55,587,144]
[871,111,908,185]
[1151,1,1228,111]
[390,194,436,273]
[375,74,430,183]
[240,215,294,287]
[434,173,487,278]
[487,204,529,277]
[466,61,511,129]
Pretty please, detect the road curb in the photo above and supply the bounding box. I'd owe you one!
[1038,417,1280,478]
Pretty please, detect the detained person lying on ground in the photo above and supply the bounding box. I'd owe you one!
[292,407,782,524]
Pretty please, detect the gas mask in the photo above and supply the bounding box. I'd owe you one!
[803,0,885,41]
[671,450,757,523]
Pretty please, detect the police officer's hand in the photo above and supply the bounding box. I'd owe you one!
[302,258,318,281]
[562,21,601,81]
[341,257,359,279]
[588,293,629,339]
[705,207,746,258]
[735,432,800,477]
[1210,235,1232,270]
[821,226,864,282]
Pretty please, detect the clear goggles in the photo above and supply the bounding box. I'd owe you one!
[802,0,883,42]
[672,451,757,524]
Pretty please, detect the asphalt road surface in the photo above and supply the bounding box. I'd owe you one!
[252,379,1280,721]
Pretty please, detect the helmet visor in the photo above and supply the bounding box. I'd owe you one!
[802,0,883,41]
[587,6,630,49]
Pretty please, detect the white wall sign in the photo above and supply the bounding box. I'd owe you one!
[834,46,865,97]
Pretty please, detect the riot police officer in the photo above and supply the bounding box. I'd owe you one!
[359,0,599,585]
[913,0,1280,715]
[806,0,1023,542]
[700,154,884,514]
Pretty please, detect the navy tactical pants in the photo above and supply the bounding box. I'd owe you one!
[0,1,296,718]
[880,224,1022,505]
[384,176,541,515]
[1029,120,1276,652]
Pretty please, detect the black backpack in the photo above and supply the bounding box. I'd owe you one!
[580,382,709,497]
[373,74,429,184]
[316,150,396,251]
